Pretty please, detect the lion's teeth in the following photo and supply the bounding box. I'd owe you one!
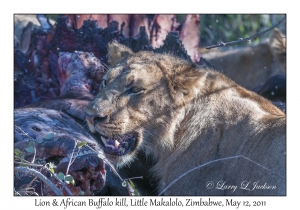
[101,136,107,146]
[115,140,120,149]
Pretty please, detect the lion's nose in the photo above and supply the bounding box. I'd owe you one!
[85,111,109,124]
[93,115,108,124]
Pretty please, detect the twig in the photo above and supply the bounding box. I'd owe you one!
[32,141,36,163]
[45,169,73,196]
[158,155,285,196]
[65,140,78,176]
[14,125,37,163]
[26,168,44,190]
[15,167,63,196]
[14,161,73,196]
[18,190,39,196]
[26,175,39,189]
[17,187,39,196]
[123,176,143,181]
[15,126,74,195]
[205,15,286,50]
[14,161,43,168]
[126,180,136,196]
[85,144,124,182]
[14,189,21,196]
[80,144,134,194]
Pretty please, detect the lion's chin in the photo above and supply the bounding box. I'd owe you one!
[104,152,138,168]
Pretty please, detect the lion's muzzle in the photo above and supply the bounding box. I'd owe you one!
[85,106,138,157]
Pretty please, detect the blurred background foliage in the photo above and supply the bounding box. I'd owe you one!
[178,14,286,47]
[45,14,286,48]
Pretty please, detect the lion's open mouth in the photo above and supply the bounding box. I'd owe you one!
[98,132,137,156]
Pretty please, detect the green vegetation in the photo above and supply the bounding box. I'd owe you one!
[199,14,286,47]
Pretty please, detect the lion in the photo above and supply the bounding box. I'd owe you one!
[201,28,286,89]
[85,42,286,195]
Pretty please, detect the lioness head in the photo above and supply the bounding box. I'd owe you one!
[201,28,286,89]
[85,42,206,167]
[269,28,286,73]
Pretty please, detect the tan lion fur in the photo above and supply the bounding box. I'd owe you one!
[85,42,286,195]
[201,28,286,89]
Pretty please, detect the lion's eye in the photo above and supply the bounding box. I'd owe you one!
[126,86,144,94]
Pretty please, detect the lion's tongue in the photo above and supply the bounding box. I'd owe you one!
[101,136,120,150]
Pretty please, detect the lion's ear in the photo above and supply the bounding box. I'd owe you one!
[107,42,133,66]
[269,28,286,54]
[170,68,206,106]
[156,61,206,106]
